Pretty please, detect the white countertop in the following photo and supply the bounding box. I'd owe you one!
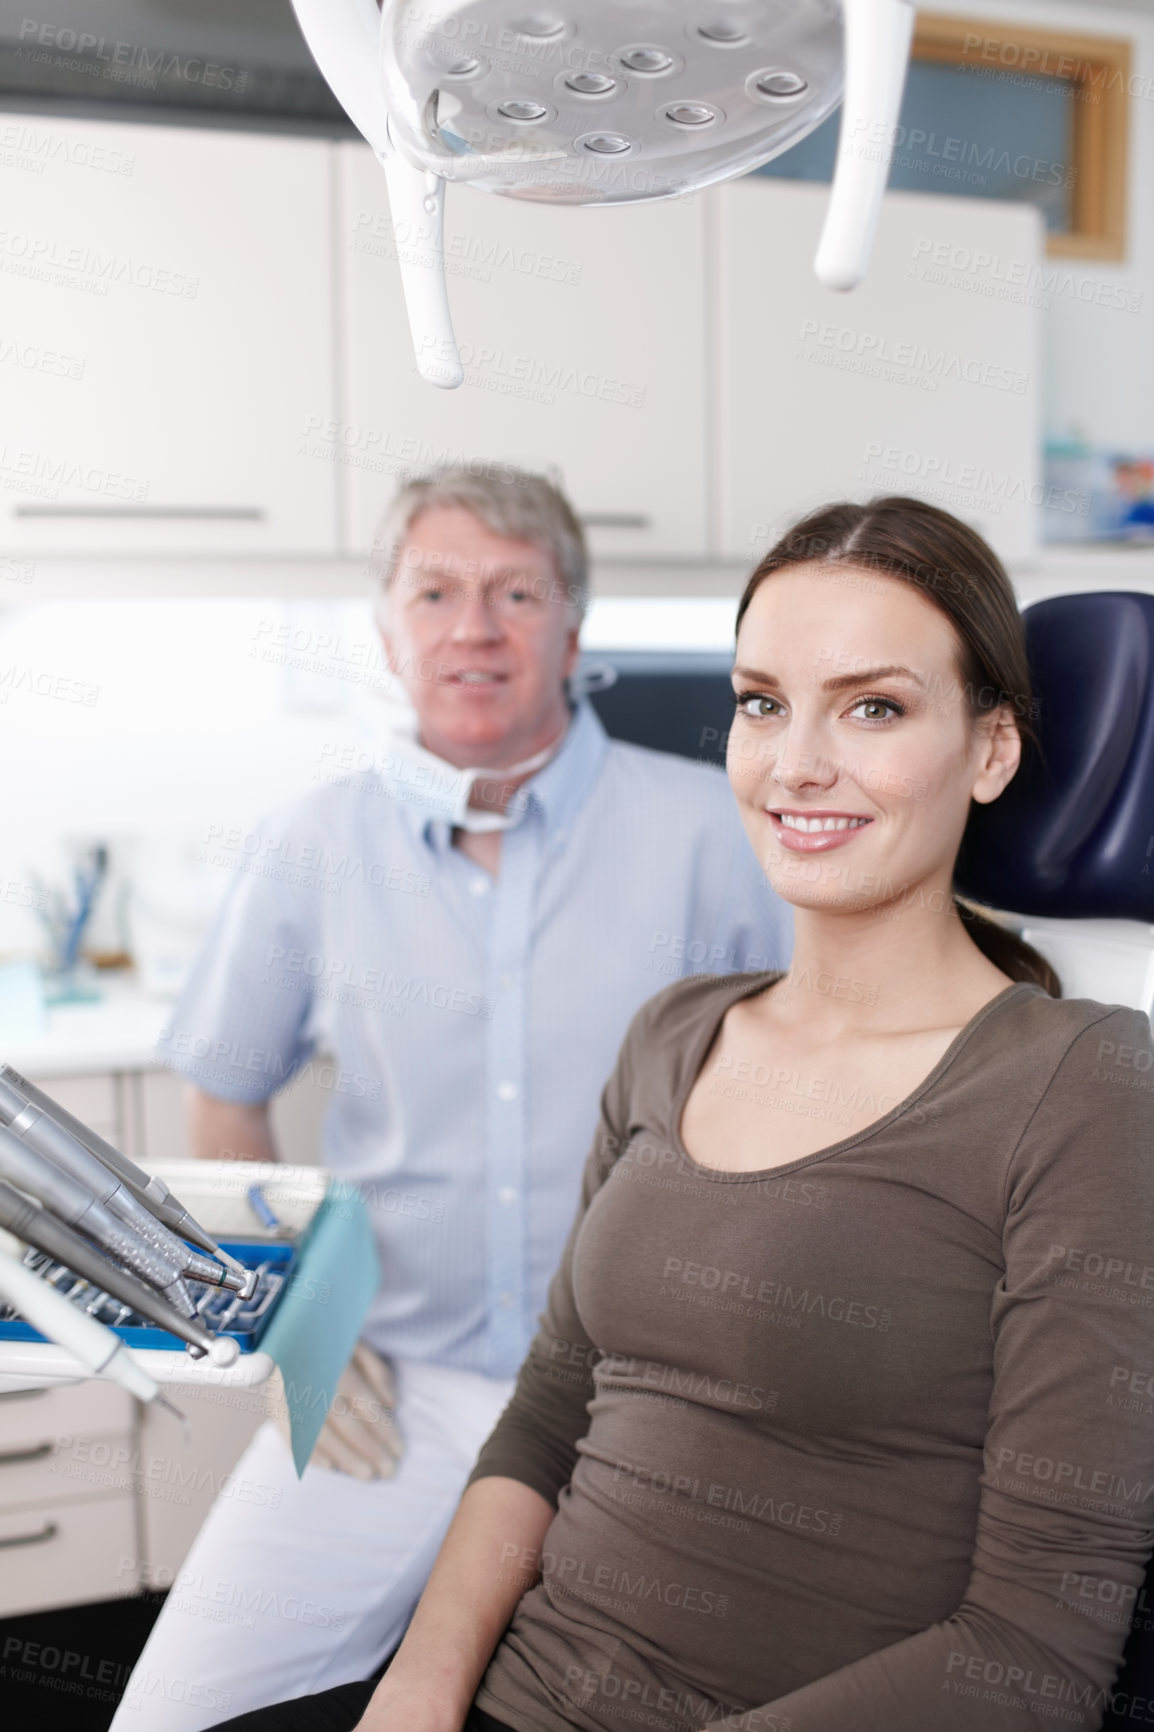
[3,972,173,1078]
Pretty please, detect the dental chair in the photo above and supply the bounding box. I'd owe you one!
[954,589,1154,1020]
[587,590,1154,1724]
[961,588,1154,1726]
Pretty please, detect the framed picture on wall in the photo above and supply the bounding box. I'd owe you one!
[756,13,1131,263]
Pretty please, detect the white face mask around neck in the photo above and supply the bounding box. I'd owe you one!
[377,716,568,831]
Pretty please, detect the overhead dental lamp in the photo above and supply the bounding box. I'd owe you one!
[290,0,917,385]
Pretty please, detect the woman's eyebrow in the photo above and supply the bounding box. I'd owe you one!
[732,663,925,691]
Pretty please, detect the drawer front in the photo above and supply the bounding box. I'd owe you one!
[0,1494,139,1617]
[0,1381,133,1452]
[0,1429,137,1510]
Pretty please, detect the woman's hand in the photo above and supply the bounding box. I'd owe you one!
[348,1475,554,1732]
[350,1676,466,1732]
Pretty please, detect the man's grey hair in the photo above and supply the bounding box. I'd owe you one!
[373,463,589,619]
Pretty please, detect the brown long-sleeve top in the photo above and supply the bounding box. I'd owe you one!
[465,970,1154,1732]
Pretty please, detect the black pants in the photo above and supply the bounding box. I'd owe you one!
[209,1683,515,1732]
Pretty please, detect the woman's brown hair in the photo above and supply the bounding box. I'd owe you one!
[735,495,1060,997]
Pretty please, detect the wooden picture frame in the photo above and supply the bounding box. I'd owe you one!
[912,14,1131,262]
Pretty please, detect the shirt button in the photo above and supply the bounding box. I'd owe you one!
[499,972,514,990]
[499,1291,515,1308]
[469,877,489,897]
[497,1186,517,1205]
[497,1081,518,1101]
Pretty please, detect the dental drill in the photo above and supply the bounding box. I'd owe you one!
[0,1064,252,1283]
[0,1071,257,1299]
[0,1126,202,1318]
[0,1180,238,1365]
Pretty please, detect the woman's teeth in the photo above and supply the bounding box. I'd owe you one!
[777,814,870,833]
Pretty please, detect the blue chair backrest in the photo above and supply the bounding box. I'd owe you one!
[955,591,1154,922]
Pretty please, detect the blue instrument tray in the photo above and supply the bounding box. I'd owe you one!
[0,1238,298,1355]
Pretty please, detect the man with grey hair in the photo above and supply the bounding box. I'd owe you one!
[114,466,791,1731]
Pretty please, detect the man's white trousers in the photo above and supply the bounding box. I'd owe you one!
[110,1356,516,1732]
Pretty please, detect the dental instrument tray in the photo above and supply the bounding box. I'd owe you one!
[0,1160,358,1391]
[0,1239,295,1355]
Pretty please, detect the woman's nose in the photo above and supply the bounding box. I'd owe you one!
[769,723,841,792]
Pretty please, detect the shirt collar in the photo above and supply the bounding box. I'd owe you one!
[402,698,609,853]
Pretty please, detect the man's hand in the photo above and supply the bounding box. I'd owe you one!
[274,1341,404,1480]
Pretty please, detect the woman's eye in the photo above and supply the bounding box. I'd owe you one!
[849,695,905,722]
[734,692,782,720]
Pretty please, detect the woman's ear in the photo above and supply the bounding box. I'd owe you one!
[970,706,1021,807]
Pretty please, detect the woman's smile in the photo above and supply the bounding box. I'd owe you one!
[766,808,875,852]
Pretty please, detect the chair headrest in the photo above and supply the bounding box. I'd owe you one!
[955,591,1154,921]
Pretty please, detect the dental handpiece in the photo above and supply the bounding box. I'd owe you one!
[0,1241,183,1415]
[0,1127,199,1318]
[0,1075,254,1297]
[0,1063,250,1282]
[0,1180,237,1364]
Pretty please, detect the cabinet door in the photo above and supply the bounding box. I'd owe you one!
[717,179,1043,564]
[0,118,337,555]
[137,1380,268,1590]
[337,144,709,561]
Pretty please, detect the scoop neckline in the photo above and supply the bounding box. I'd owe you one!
[670,970,1036,1184]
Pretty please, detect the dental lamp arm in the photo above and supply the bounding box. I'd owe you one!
[288,0,392,158]
[381,157,464,389]
[288,0,463,387]
[815,0,916,290]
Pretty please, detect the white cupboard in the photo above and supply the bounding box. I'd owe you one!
[0,118,338,556]
[336,144,712,561]
[716,179,1043,565]
[0,114,1046,584]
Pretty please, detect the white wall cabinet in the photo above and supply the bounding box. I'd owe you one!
[716,179,1043,566]
[0,115,1044,584]
[336,144,711,562]
[0,119,338,556]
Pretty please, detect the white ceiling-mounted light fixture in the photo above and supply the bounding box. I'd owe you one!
[290,0,916,387]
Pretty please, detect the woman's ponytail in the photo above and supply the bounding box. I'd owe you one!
[953,897,1061,997]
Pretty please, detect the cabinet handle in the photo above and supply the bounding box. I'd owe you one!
[13,505,266,521]
[0,1441,53,1467]
[579,513,651,530]
[0,1519,58,1550]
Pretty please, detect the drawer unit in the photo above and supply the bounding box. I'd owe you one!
[0,1380,133,1455]
[0,1428,139,1510]
[0,1494,139,1617]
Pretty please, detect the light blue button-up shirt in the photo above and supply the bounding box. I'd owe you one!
[160,700,792,1377]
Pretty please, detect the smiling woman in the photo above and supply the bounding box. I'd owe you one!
[727,493,1059,995]
[208,495,1154,1732]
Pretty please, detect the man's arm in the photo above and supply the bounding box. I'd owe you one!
[186,1085,279,1163]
